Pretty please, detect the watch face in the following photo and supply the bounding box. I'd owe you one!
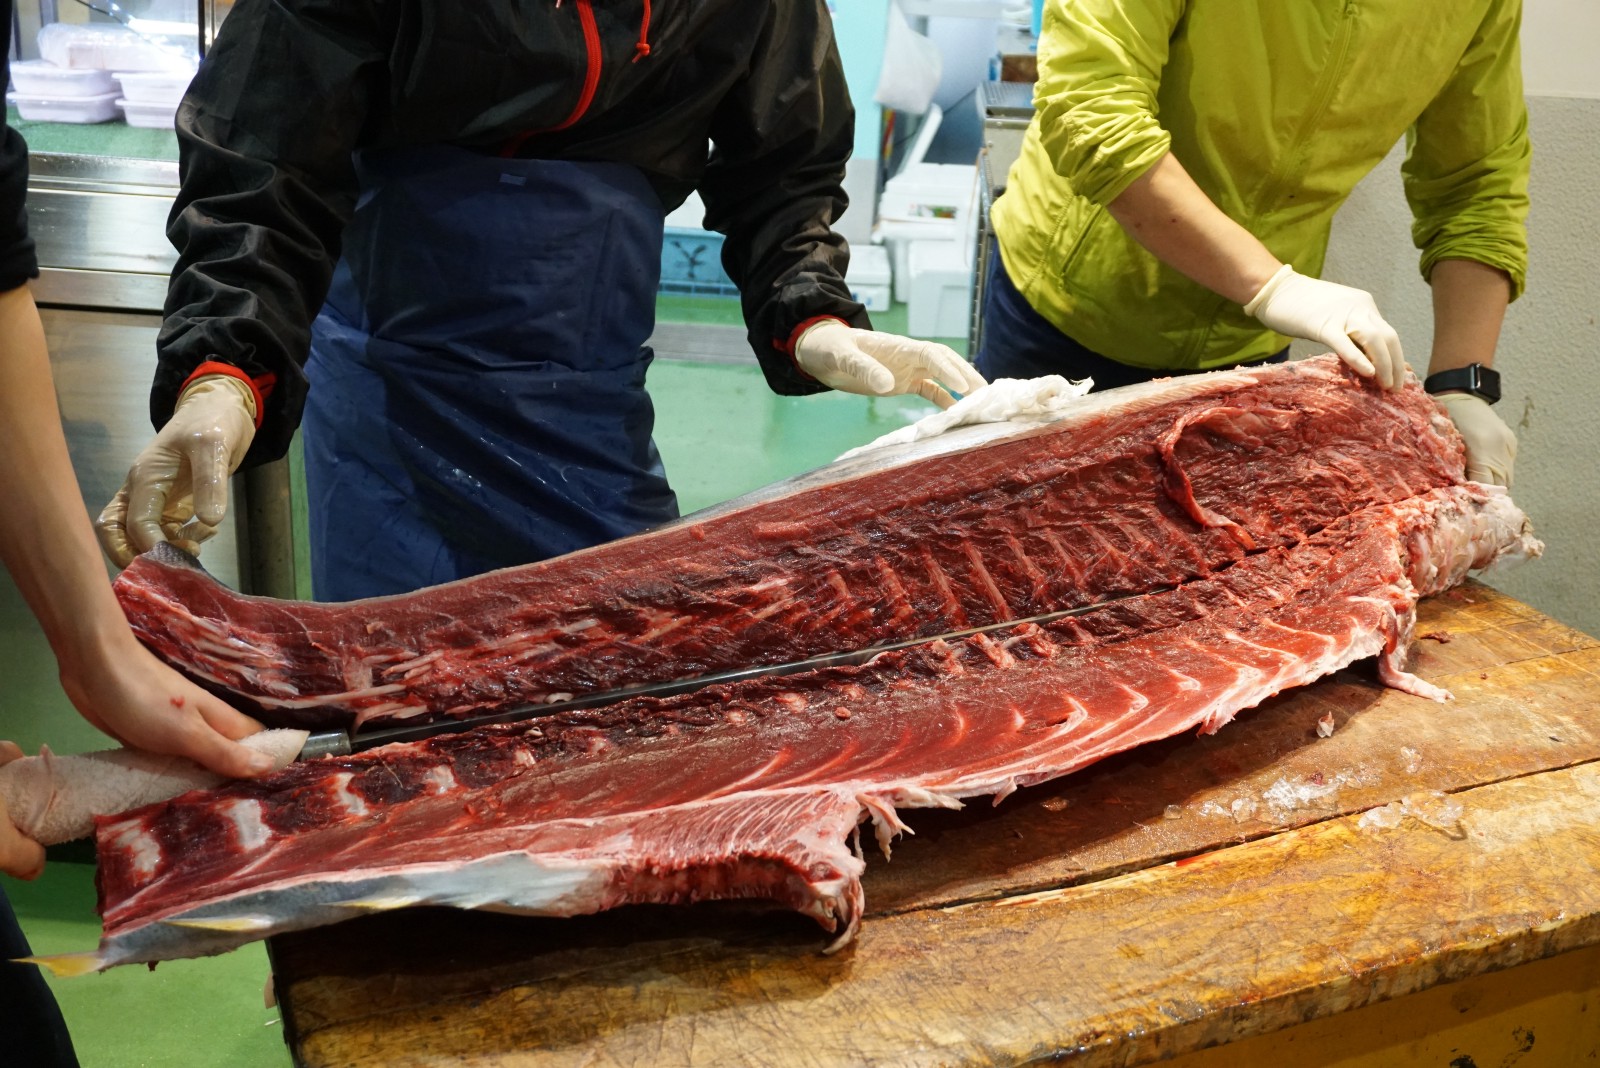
[1473,364,1502,404]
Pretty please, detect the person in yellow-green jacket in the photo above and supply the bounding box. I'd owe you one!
[979,0,1528,486]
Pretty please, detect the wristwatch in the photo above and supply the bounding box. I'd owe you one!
[1424,363,1501,405]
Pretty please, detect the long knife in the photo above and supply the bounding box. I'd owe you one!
[297,590,1154,760]
[0,592,1153,846]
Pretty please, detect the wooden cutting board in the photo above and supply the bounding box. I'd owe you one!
[268,580,1600,1066]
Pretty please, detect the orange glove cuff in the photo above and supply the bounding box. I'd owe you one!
[179,360,275,431]
[779,315,850,381]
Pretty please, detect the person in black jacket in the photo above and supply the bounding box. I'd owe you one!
[96,0,983,600]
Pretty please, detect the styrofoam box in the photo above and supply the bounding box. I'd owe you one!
[8,60,117,97]
[848,244,892,311]
[6,90,120,124]
[853,282,891,312]
[113,70,193,105]
[117,97,179,129]
[907,239,974,339]
[878,161,979,301]
[880,163,977,221]
[878,217,958,303]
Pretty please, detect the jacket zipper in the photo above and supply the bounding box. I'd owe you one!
[1202,0,1357,361]
[1291,0,1359,178]
[500,0,603,155]
[553,0,603,132]
[1243,0,1358,223]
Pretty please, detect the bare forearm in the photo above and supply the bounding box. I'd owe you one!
[0,285,129,672]
[1427,258,1511,377]
[0,289,268,778]
[1106,152,1282,305]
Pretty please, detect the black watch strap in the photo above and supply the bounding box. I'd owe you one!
[1424,363,1501,405]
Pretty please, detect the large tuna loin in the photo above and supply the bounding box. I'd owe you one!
[71,358,1537,972]
[117,356,1469,730]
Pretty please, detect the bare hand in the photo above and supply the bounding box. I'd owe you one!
[60,634,272,780]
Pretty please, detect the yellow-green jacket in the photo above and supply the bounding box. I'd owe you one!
[991,0,1531,371]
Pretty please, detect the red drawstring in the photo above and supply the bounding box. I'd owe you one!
[633,0,652,61]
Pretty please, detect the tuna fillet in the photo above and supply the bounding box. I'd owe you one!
[114,356,1466,730]
[58,356,1538,972]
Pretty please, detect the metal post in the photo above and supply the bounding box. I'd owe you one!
[235,459,299,600]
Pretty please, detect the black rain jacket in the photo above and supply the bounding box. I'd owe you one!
[2,0,38,294]
[155,0,869,466]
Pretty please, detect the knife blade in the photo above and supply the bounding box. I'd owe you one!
[297,589,1156,760]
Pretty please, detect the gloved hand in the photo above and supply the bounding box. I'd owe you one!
[793,320,987,410]
[1244,265,1407,390]
[1433,391,1516,488]
[0,742,45,879]
[97,374,257,568]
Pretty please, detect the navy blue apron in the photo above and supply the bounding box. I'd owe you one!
[302,147,679,601]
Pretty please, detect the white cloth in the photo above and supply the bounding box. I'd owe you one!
[837,375,1093,460]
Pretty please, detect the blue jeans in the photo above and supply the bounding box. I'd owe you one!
[974,252,1286,388]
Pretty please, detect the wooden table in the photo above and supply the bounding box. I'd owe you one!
[269,581,1600,1067]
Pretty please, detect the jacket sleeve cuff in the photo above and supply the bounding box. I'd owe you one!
[179,359,277,430]
[1420,242,1528,304]
[1074,125,1172,207]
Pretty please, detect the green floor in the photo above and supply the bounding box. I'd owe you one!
[2,297,966,1067]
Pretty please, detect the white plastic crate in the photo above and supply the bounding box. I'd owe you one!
[37,23,196,73]
[879,162,977,222]
[879,217,960,303]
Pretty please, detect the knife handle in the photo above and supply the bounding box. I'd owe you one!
[298,730,353,761]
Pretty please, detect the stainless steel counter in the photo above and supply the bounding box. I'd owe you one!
[22,151,298,600]
[24,153,179,312]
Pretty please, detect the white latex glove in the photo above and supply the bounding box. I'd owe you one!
[793,320,987,410]
[0,743,45,880]
[97,375,257,568]
[1244,265,1406,390]
[1433,391,1516,488]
